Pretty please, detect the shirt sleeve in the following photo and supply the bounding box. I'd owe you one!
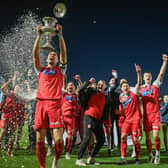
[153,80,162,88]
[130,86,139,95]
[59,64,67,75]
[34,67,40,75]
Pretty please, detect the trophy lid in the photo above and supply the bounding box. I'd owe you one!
[53,3,67,18]
[42,17,58,26]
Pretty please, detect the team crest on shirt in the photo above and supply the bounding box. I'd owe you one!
[43,69,56,75]
[141,88,153,96]
[123,97,133,109]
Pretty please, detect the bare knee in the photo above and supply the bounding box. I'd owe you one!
[0,128,6,141]
[121,134,127,141]
[154,135,160,140]
[133,136,138,144]
[36,129,46,143]
[53,128,63,143]
[145,132,151,140]
[153,130,160,140]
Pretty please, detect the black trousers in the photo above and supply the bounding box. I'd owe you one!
[28,124,36,148]
[28,100,36,148]
[46,129,53,147]
[78,115,105,159]
[110,113,120,148]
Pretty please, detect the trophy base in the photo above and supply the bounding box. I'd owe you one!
[41,44,55,51]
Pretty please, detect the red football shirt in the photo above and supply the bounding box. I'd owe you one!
[62,92,78,117]
[37,66,65,100]
[140,80,161,116]
[120,88,142,121]
[85,92,106,120]
[2,93,18,113]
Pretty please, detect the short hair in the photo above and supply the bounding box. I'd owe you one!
[98,80,106,85]
[120,81,129,88]
[48,51,58,55]
[67,81,74,85]
[144,71,152,75]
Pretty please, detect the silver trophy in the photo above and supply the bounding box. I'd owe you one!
[41,3,67,51]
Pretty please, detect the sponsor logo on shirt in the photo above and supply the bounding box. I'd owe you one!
[141,88,153,96]
[123,97,133,109]
[65,95,76,101]
[43,69,56,75]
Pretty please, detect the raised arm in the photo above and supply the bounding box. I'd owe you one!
[57,25,67,65]
[32,25,43,71]
[74,75,82,87]
[156,54,168,82]
[78,77,95,92]
[112,69,118,79]
[1,79,13,95]
[112,69,119,88]
[62,75,67,94]
[135,64,142,88]
[12,71,19,88]
[24,80,31,93]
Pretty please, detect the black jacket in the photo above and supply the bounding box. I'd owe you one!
[105,79,120,114]
[78,81,111,121]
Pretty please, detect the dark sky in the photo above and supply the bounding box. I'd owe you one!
[1,0,168,95]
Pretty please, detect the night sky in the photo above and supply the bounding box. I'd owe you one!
[1,0,168,95]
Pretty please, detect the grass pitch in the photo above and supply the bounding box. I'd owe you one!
[0,125,168,168]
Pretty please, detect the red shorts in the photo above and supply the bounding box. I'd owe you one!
[102,112,112,128]
[121,120,141,137]
[0,111,17,130]
[118,116,126,129]
[143,112,161,132]
[34,99,64,130]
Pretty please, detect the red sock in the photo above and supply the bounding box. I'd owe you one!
[146,139,152,154]
[131,134,135,146]
[154,137,161,151]
[66,137,72,153]
[36,142,46,168]
[135,142,141,158]
[55,141,64,160]
[121,139,127,158]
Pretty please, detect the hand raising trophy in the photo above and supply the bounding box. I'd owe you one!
[41,3,67,51]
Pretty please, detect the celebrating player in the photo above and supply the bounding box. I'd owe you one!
[33,24,67,168]
[140,54,168,164]
[118,64,142,164]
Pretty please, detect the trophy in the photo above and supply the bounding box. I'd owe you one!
[41,3,67,51]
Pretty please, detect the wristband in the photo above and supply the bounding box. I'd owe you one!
[57,33,62,39]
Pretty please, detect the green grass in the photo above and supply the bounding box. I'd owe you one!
[0,125,168,168]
